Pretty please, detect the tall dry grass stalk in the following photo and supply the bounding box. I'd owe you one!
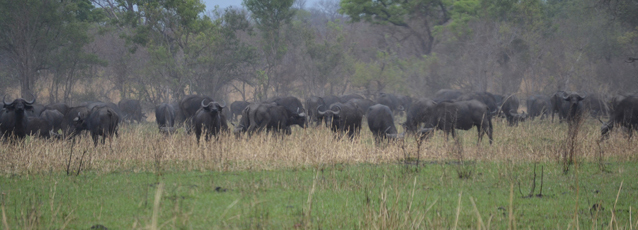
[0,119,636,175]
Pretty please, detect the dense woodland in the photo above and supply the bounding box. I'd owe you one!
[0,0,637,106]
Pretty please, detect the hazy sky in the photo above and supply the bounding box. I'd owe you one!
[202,0,321,12]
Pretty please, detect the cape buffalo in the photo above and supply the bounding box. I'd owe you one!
[458,92,498,113]
[305,96,326,126]
[403,98,437,133]
[500,95,522,126]
[424,100,493,145]
[433,89,463,102]
[551,91,570,122]
[194,100,228,144]
[318,101,363,139]
[118,99,145,123]
[26,116,53,138]
[339,94,365,103]
[61,106,91,138]
[347,98,376,115]
[601,95,638,139]
[171,101,186,127]
[265,96,306,127]
[561,92,586,124]
[527,95,551,120]
[582,94,609,119]
[233,102,306,136]
[40,109,64,133]
[1,94,36,140]
[155,103,176,129]
[73,105,120,146]
[367,104,401,143]
[377,93,404,115]
[44,103,70,116]
[230,101,250,122]
[180,95,215,132]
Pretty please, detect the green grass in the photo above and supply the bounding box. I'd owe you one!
[1,161,636,229]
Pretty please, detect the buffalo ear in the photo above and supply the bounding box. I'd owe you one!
[577,96,585,101]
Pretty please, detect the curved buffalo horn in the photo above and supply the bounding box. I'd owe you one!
[219,99,227,108]
[317,105,327,115]
[597,117,604,124]
[397,105,405,111]
[2,95,8,106]
[201,99,207,108]
[26,92,36,104]
[577,95,585,101]
[332,105,341,115]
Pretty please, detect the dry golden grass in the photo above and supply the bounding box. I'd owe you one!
[0,117,636,175]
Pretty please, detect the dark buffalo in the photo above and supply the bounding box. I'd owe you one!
[72,105,120,146]
[398,95,413,113]
[492,94,505,108]
[1,94,36,139]
[458,92,498,113]
[265,96,306,127]
[582,94,609,118]
[44,103,70,116]
[403,98,437,133]
[560,92,586,124]
[233,102,306,136]
[26,104,45,117]
[551,91,570,122]
[526,95,552,119]
[609,94,627,114]
[500,95,521,126]
[179,95,215,132]
[40,109,64,133]
[433,89,463,102]
[601,96,638,139]
[26,116,53,138]
[366,104,401,143]
[193,100,228,144]
[318,101,363,139]
[61,106,91,138]
[424,100,493,145]
[305,96,326,126]
[347,98,376,115]
[230,101,250,122]
[171,101,186,127]
[377,93,404,114]
[339,94,365,103]
[118,99,145,123]
[155,103,176,129]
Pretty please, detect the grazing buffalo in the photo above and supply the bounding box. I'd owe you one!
[403,98,437,133]
[366,104,401,143]
[424,100,493,145]
[118,99,145,123]
[318,101,363,139]
[527,95,552,119]
[193,100,228,144]
[44,103,70,116]
[492,94,505,108]
[582,94,609,118]
[230,101,250,122]
[433,89,463,102]
[154,103,176,129]
[458,92,498,113]
[40,109,64,133]
[500,95,522,126]
[1,94,36,140]
[73,105,120,146]
[233,102,306,136]
[265,96,306,127]
[601,96,638,139]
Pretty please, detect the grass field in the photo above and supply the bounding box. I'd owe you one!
[1,118,637,229]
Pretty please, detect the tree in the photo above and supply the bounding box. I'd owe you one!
[243,0,296,100]
[340,0,451,55]
[0,0,100,98]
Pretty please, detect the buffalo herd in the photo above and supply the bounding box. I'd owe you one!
[2,90,638,146]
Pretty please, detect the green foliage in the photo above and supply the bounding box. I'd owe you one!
[351,51,406,94]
